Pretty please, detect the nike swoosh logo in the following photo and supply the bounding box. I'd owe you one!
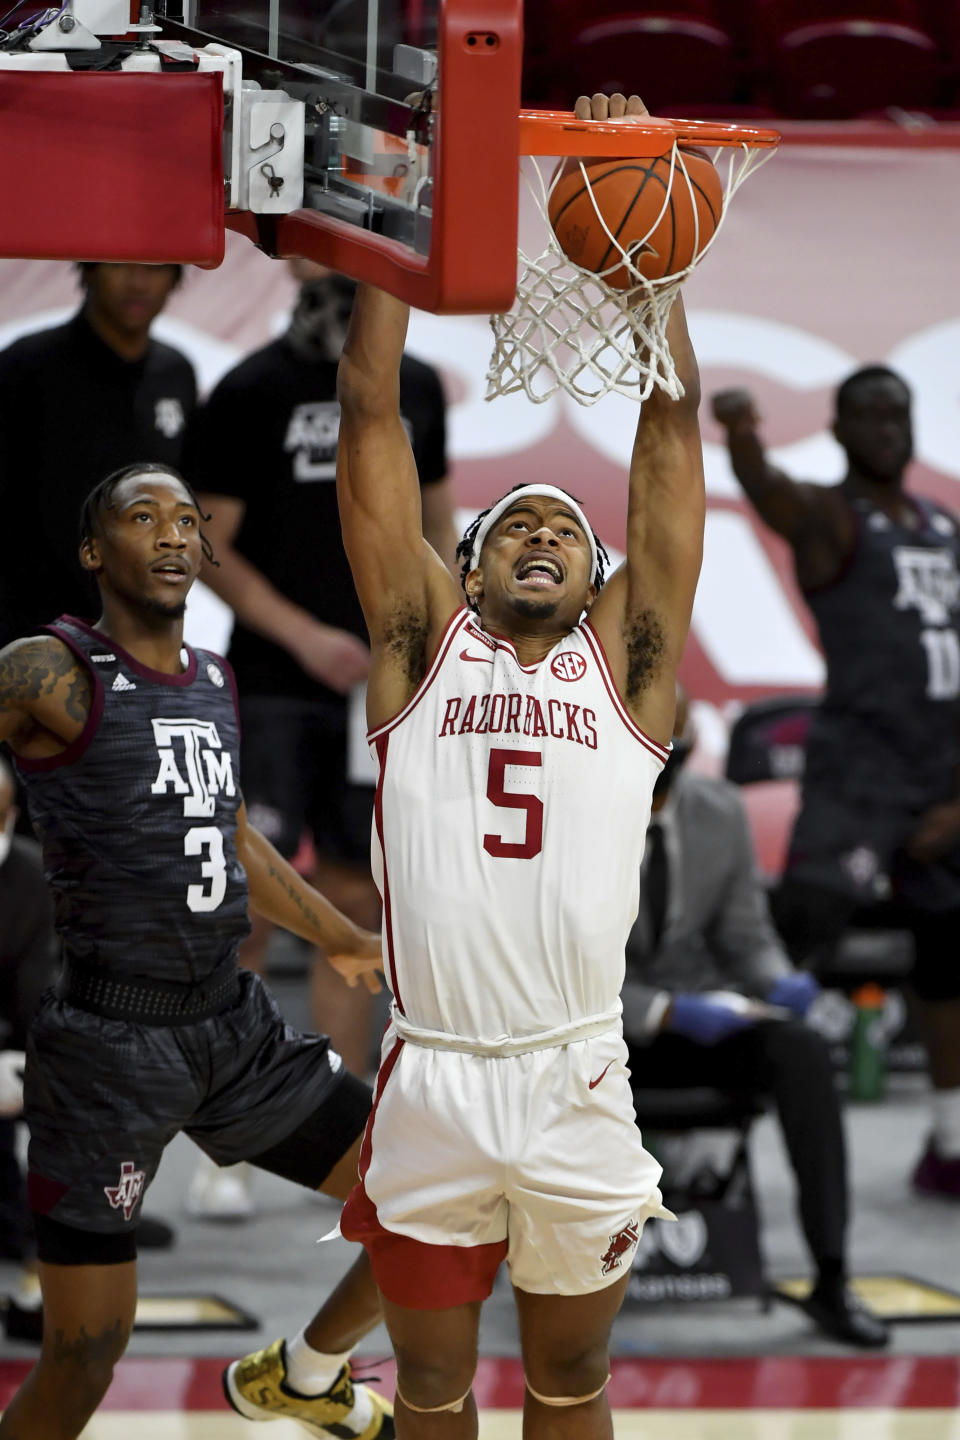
[459,648,494,664]
[589,1061,614,1090]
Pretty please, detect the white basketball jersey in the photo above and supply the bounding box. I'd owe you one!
[369,608,668,1045]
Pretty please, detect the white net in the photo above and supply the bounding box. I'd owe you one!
[487,140,771,407]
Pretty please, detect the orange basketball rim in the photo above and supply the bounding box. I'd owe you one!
[486,108,781,408]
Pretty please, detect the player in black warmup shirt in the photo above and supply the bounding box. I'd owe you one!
[713,369,960,1199]
[0,465,392,1440]
[0,263,194,648]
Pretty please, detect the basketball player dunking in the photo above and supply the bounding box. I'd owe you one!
[332,91,706,1438]
[0,464,393,1440]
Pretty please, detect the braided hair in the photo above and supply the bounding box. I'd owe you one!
[455,482,610,606]
[79,462,217,567]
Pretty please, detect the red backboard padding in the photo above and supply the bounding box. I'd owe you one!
[0,70,224,265]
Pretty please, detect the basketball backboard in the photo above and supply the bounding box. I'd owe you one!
[0,0,777,329]
[164,0,524,312]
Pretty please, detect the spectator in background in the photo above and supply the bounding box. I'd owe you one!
[713,372,960,1201]
[623,690,888,1347]
[0,263,193,649]
[183,261,456,1217]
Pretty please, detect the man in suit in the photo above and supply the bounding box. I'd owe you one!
[623,690,888,1347]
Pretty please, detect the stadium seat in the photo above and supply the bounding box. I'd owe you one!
[725,695,814,787]
[766,18,939,118]
[754,0,930,50]
[564,13,738,113]
[724,697,915,1047]
[523,0,734,108]
[628,1088,768,1305]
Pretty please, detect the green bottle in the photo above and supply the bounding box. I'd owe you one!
[848,983,887,1102]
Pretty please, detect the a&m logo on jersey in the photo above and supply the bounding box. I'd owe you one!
[104,1160,145,1221]
[600,1217,641,1275]
[550,651,587,682]
[151,719,236,818]
[892,547,960,626]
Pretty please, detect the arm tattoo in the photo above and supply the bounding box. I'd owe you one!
[265,860,329,936]
[63,658,93,725]
[0,638,91,724]
[625,608,666,701]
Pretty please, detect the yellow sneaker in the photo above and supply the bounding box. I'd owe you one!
[223,1339,395,1439]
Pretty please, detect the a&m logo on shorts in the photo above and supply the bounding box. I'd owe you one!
[550,651,587,682]
[600,1218,641,1275]
[104,1160,146,1222]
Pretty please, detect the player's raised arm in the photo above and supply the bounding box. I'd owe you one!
[711,388,855,583]
[336,285,459,723]
[588,286,705,744]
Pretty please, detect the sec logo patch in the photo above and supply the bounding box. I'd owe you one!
[550,651,587,682]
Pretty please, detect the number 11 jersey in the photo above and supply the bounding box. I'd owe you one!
[368,608,668,1046]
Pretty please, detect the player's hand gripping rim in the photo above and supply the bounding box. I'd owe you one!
[573,91,649,122]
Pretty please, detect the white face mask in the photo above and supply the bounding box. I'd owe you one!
[0,814,14,870]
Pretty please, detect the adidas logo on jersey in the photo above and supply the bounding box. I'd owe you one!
[111,672,137,692]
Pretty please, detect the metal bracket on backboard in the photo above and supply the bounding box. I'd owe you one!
[236,86,305,213]
[187,42,304,214]
[28,14,102,50]
[394,45,438,89]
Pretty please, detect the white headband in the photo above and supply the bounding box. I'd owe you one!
[469,485,599,583]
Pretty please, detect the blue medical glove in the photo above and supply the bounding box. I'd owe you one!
[767,972,820,1019]
[665,993,756,1046]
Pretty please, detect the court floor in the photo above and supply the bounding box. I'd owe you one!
[3,982,958,1435]
[2,1356,959,1438]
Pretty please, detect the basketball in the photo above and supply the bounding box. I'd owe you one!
[547,148,724,291]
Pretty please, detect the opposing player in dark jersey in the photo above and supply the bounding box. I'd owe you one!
[0,464,392,1440]
[713,369,960,1199]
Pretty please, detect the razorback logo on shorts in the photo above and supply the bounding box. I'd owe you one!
[104,1160,146,1221]
[600,1218,641,1275]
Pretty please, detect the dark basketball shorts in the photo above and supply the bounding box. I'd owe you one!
[239,695,374,867]
[782,788,960,1002]
[24,969,372,1248]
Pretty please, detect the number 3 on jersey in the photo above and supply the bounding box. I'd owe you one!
[185,825,227,911]
[484,748,543,859]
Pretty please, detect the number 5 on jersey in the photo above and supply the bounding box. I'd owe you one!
[484,748,543,860]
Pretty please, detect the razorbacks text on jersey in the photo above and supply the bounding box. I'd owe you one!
[15,617,250,984]
[368,608,668,1046]
[804,495,960,808]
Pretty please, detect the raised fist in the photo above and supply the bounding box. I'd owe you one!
[711,388,760,432]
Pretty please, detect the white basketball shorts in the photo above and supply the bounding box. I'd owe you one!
[341,1021,672,1308]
